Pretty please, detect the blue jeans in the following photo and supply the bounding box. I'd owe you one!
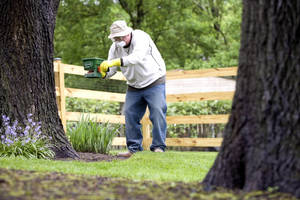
[124,83,167,152]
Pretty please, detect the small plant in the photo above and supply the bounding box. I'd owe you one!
[67,114,119,154]
[0,114,55,159]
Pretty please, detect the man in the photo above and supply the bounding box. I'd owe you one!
[99,20,167,157]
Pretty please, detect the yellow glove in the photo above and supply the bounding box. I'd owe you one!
[98,58,121,78]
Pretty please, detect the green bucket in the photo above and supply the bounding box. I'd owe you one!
[82,57,105,78]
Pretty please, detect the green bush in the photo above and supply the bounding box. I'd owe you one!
[167,100,232,116]
[66,97,121,114]
[67,114,120,154]
[166,101,232,138]
[0,114,55,159]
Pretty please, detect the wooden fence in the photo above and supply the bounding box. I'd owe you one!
[54,60,237,149]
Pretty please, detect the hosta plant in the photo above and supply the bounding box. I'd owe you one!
[67,114,120,154]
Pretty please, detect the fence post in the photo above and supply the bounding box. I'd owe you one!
[141,107,151,150]
[55,58,66,133]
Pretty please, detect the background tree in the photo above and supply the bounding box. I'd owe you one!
[0,0,78,158]
[54,0,115,64]
[54,0,242,69]
[203,0,300,197]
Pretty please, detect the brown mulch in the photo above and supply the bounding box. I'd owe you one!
[55,152,128,162]
[0,168,297,200]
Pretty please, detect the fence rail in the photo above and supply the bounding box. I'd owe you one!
[54,60,237,149]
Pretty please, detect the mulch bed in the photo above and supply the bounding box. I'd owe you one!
[55,152,128,162]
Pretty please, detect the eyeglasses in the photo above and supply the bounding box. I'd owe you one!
[113,36,126,42]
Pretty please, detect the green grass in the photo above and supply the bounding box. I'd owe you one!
[0,151,217,182]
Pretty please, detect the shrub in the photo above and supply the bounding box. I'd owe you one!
[0,114,55,159]
[66,97,121,114]
[166,101,232,138]
[67,114,120,154]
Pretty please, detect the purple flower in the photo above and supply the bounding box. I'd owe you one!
[28,118,33,123]
[24,138,31,144]
[13,120,18,127]
[2,115,9,122]
[23,129,29,136]
[34,126,41,133]
[5,138,13,145]
[5,126,12,135]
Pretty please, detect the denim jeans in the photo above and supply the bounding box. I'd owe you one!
[124,83,167,152]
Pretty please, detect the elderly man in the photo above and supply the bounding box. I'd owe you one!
[99,20,167,157]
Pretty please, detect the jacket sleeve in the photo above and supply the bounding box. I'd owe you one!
[122,31,150,66]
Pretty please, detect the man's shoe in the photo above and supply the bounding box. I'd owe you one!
[117,151,133,157]
[154,148,164,153]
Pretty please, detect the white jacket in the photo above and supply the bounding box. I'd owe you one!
[105,30,166,89]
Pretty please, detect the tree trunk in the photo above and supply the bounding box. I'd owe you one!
[0,0,78,159]
[203,1,300,197]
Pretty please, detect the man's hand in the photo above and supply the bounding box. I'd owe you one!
[98,58,121,78]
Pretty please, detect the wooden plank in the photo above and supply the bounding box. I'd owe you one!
[54,60,67,132]
[65,112,125,124]
[112,137,126,146]
[142,114,229,125]
[54,72,59,87]
[55,87,60,96]
[54,63,126,80]
[166,67,237,80]
[141,108,151,150]
[64,112,229,126]
[60,63,85,75]
[166,138,222,147]
[112,137,223,147]
[65,88,126,102]
[54,62,237,80]
[166,114,229,124]
[166,91,234,102]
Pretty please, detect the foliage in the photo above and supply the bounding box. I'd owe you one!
[167,100,232,138]
[167,100,232,116]
[66,97,121,114]
[54,0,116,65]
[67,114,120,154]
[0,114,54,159]
[54,0,242,69]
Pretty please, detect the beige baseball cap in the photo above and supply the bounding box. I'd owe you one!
[108,20,133,39]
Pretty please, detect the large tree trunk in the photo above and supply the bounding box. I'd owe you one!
[0,0,78,159]
[203,1,300,197]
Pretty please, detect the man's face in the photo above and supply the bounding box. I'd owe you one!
[113,34,131,45]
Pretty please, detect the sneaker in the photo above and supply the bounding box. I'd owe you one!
[154,148,164,153]
[117,151,133,158]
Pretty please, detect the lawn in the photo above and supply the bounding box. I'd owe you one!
[0,151,217,182]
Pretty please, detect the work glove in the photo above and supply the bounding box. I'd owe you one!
[98,58,121,78]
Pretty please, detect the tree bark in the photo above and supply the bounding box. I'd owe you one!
[0,0,78,159]
[203,0,300,197]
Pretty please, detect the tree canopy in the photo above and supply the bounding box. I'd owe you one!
[54,0,242,69]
